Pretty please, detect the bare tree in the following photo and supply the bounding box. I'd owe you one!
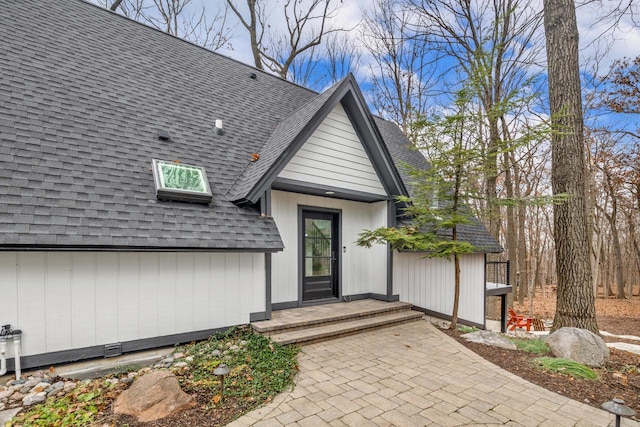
[226,0,346,81]
[361,0,435,143]
[102,0,232,51]
[407,0,544,242]
[288,32,361,89]
[543,0,598,333]
[593,137,627,298]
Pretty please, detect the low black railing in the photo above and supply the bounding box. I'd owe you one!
[486,260,510,333]
[486,260,510,287]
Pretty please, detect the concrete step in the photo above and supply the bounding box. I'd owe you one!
[268,310,423,345]
[252,300,414,335]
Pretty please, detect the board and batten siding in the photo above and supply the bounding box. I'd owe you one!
[271,190,387,303]
[0,252,264,358]
[393,252,485,325]
[277,103,387,196]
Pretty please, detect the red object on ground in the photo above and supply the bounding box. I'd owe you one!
[507,307,532,332]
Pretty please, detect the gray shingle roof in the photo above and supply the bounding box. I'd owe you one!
[1,0,316,251]
[227,78,346,203]
[0,0,500,253]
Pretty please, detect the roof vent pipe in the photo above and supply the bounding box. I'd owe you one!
[215,119,224,135]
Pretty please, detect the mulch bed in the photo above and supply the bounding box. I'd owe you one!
[441,319,640,419]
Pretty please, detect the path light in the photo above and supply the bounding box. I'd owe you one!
[214,363,230,398]
[602,398,636,427]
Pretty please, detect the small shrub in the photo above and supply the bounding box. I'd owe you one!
[457,325,478,333]
[533,357,599,380]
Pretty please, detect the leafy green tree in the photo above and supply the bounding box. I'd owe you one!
[358,62,548,328]
[358,85,487,330]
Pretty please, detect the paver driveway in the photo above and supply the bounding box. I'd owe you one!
[230,320,638,426]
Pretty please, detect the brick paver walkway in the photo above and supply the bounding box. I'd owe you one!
[230,320,638,426]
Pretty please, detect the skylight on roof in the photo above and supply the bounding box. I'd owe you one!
[152,159,213,204]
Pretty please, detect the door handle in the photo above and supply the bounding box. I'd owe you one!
[332,251,336,263]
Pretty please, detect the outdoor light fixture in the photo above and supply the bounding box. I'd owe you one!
[602,398,636,427]
[214,363,230,397]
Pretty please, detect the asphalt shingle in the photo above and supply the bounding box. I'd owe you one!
[0,0,500,253]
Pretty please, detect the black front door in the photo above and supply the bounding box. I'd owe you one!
[301,210,339,301]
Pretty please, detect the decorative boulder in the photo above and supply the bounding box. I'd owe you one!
[461,330,517,350]
[113,371,195,422]
[546,327,609,367]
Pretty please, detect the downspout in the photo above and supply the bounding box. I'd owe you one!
[0,324,22,380]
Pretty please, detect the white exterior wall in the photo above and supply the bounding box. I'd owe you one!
[393,252,485,325]
[271,190,388,303]
[278,104,386,196]
[0,251,265,358]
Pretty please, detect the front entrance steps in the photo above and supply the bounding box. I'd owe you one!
[251,299,423,345]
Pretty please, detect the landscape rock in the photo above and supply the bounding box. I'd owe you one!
[9,392,25,402]
[546,327,609,367]
[0,408,22,425]
[50,381,64,390]
[121,377,135,385]
[22,392,46,406]
[30,382,51,393]
[0,389,14,400]
[23,379,40,388]
[113,371,195,423]
[461,330,517,350]
[46,388,61,398]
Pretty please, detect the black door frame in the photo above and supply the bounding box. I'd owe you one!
[298,206,342,306]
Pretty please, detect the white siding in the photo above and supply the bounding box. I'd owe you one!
[278,104,387,196]
[271,190,388,303]
[393,252,485,325]
[0,252,265,359]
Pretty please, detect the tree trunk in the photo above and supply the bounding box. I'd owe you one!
[449,252,461,330]
[627,212,640,295]
[603,195,625,299]
[543,0,598,333]
[503,152,519,301]
[511,149,529,306]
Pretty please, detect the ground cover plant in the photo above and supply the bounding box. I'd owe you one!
[7,380,127,427]
[7,325,298,427]
[508,337,549,354]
